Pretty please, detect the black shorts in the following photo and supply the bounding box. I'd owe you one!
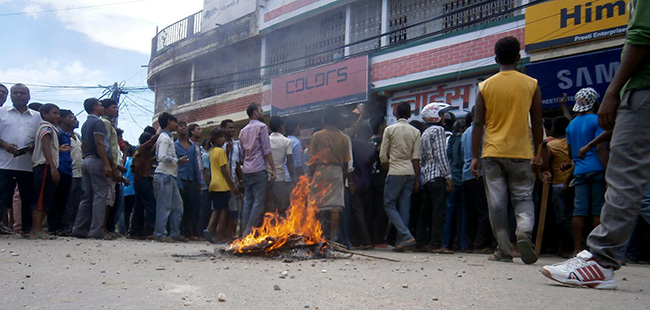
[32,164,56,212]
[210,191,230,211]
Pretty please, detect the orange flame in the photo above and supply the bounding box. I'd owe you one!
[227,173,329,253]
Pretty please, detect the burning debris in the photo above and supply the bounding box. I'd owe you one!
[221,155,399,262]
[225,174,333,259]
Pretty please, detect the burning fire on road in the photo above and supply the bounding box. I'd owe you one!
[225,173,334,259]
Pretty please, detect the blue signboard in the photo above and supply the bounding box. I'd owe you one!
[526,48,622,109]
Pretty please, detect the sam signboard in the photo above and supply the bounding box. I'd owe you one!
[526,48,622,109]
[525,0,628,51]
[271,56,368,116]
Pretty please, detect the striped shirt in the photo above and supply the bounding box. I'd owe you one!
[420,124,451,184]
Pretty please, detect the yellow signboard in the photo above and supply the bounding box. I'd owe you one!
[525,0,629,51]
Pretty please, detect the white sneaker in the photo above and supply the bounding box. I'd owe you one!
[541,250,616,290]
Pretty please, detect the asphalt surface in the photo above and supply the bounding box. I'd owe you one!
[1,235,649,309]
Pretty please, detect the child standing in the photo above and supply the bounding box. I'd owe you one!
[204,128,239,243]
[31,103,61,239]
[153,112,189,243]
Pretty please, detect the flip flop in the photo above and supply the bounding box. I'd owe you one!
[516,239,538,265]
[29,232,57,240]
[202,230,215,243]
[488,252,513,263]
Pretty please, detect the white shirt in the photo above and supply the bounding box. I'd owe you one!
[154,131,178,177]
[0,105,42,171]
[268,132,292,182]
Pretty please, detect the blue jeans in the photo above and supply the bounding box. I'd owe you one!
[572,171,606,216]
[132,177,156,236]
[551,183,574,249]
[153,173,183,238]
[383,175,415,244]
[242,171,268,236]
[444,182,467,250]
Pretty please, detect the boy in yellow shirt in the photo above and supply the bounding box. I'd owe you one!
[471,36,544,264]
[203,128,239,243]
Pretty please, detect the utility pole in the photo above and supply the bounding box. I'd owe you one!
[102,82,128,128]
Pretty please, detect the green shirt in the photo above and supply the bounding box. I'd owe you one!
[101,116,119,166]
[622,0,650,94]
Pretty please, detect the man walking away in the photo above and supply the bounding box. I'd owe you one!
[541,0,650,290]
[471,36,544,264]
[380,102,421,252]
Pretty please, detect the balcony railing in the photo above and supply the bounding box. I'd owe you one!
[151,10,203,56]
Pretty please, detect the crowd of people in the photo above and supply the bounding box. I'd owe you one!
[0,1,649,291]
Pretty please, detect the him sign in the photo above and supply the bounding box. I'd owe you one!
[271,56,368,116]
[525,0,628,51]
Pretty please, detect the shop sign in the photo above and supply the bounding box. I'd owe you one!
[525,0,628,51]
[526,48,622,109]
[271,56,368,116]
[386,76,486,125]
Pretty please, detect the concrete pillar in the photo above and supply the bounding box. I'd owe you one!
[344,4,352,56]
[381,0,389,47]
[260,36,267,78]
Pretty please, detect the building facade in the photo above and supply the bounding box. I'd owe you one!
[147,0,627,131]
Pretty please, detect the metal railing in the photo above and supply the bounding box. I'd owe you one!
[152,10,203,55]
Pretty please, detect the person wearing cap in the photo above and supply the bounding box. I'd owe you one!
[564,87,608,256]
[415,102,454,253]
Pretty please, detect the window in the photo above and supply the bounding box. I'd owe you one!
[193,39,261,100]
[349,0,382,54]
[266,8,346,78]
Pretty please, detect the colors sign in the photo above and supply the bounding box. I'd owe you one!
[271,56,368,116]
[526,48,622,109]
[525,0,628,51]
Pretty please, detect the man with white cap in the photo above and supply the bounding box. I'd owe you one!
[564,88,608,257]
[416,102,454,254]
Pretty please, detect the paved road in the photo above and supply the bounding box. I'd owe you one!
[1,235,648,309]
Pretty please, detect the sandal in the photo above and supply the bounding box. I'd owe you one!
[202,230,215,243]
[487,252,513,263]
[29,232,57,240]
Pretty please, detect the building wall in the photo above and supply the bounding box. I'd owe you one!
[152,0,621,128]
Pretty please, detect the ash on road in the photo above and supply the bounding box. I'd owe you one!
[1,236,648,309]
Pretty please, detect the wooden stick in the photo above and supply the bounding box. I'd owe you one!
[535,180,550,255]
[327,240,401,262]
